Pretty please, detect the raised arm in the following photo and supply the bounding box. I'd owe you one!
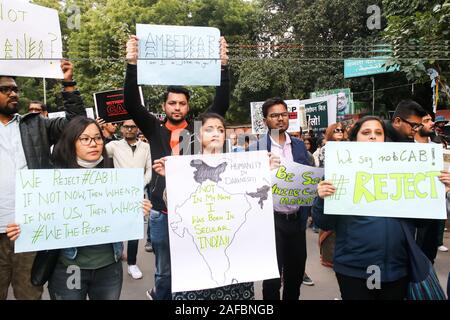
[46,59,86,145]
[207,37,230,117]
[124,35,161,139]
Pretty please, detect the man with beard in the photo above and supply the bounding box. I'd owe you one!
[415,112,449,262]
[0,60,85,300]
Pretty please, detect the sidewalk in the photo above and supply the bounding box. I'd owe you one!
[8,225,450,300]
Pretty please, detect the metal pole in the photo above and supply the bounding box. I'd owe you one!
[371,76,375,115]
[43,78,47,105]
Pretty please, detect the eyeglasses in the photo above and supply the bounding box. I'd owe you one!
[334,128,344,133]
[399,117,423,130]
[122,125,137,130]
[0,85,19,95]
[268,112,289,119]
[78,135,104,146]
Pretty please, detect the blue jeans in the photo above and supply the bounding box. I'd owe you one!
[150,209,172,300]
[48,261,122,300]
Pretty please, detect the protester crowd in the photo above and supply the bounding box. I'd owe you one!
[0,34,449,301]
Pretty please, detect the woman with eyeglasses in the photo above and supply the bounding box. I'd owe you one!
[152,112,280,300]
[6,116,152,300]
[312,116,450,300]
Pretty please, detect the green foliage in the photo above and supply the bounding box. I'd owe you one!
[383,0,450,82]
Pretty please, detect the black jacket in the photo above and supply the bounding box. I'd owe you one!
[123,64,231,212]
[385,120,413,142]
[19,90,86,169]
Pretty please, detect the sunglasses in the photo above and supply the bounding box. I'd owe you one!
[399,117,423,130]
[333,128,344,133]
[0,85,19,95]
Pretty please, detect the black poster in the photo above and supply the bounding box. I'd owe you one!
[93,88,144,123]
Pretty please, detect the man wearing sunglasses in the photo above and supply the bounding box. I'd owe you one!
[386,100,427,142]
[0,60,86,300]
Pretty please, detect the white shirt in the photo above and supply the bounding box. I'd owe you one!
[105,139,152,186]
[0,115,27,233]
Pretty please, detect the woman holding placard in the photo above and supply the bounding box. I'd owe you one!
[312,116,450,300]
[153,112,280,300]
[7,116,152,300]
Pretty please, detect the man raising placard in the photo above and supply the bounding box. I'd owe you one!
[123,33,229,300]
[1,60,85,300]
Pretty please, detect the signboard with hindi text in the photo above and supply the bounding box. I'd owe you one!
[14,169,144,253]
[271,161,324,208]
[302,95,337,133]
[165,151,279,292]
[344,58,399,78]
[0,0,63,78]
[136,24,221,86]
[324,142,446,219]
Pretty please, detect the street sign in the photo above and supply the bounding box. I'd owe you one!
[344,57,399,78]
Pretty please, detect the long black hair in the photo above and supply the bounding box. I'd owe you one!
[52,116,108,168]
[348,116,387,142]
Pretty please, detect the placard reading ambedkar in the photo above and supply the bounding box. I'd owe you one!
[272,161,324,208]
[0,0,63,78]
[136,24,221,86]
[165,151,279,292]
[14,169,144,253]
[324,142,446,219]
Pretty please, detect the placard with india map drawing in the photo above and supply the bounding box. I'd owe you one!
[165,151,279,293]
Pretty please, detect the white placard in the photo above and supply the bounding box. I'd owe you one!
[165,151,279,292]
[0,0,63,78]
[324,142,446,219]
[136,24,221,86]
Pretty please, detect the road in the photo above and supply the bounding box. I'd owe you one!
[10,222,448,300]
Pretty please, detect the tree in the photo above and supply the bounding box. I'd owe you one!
[231,0,388,122]
[383,0,450,110]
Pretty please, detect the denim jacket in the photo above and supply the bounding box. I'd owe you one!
[61,242,123,262]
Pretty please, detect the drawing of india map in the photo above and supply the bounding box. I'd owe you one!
[170,158,272,290]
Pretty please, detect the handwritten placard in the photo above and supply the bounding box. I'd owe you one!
[14,169,144,253]
[324,142,446,219]
[0,0,63,78]
[165,151,279,292]
[48,108,95,120]
[136,24,221,86]
[272,161,324,208]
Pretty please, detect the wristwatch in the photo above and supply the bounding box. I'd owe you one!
[62,80,77,87]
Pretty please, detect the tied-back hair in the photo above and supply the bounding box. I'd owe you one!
[196,112,225,127]
[348,116,387,142]
[52,116,109,168]
[194,112,227,154]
